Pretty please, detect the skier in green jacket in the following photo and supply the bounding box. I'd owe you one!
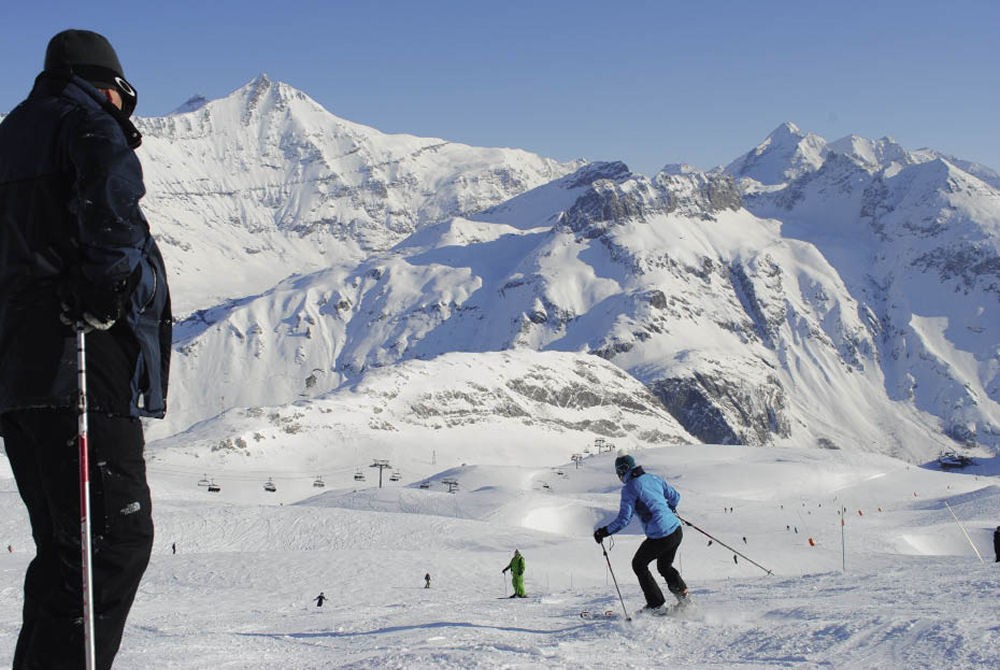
[502,549,527,598]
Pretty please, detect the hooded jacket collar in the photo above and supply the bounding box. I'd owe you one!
[31,71,142,149]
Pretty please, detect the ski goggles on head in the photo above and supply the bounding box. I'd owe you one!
[113,75,138,117]
[71,64,139,117]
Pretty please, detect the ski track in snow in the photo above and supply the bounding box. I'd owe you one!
[1,445,998,669]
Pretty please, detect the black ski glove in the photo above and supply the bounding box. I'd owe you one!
[58,268,138,332]
[593,527,609,543]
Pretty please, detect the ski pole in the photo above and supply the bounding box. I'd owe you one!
[944,502,985,564]
[677,515,773,576]
[76,323,97,670]
[599,539,631,621]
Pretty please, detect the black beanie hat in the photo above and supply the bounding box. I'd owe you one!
[44,29,138,116]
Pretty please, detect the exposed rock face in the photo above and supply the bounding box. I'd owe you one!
[650,370,790,447]
[561,165,742,238]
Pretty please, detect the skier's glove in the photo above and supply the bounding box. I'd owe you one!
[58,268,138,332]
[593,526,609,543]
[59,302,116,332]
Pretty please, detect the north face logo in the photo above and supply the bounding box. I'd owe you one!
[120,502,141,516]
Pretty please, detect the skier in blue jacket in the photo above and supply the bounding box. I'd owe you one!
[594,455,690,612]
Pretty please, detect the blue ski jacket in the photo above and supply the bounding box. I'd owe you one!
[605,466,681,539]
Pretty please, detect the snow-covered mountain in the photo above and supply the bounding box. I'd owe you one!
[135,75,582,314]
[726,122,1000,455]
[148,100,1000,465]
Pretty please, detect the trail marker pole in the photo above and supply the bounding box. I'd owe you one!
[944,502,985,563]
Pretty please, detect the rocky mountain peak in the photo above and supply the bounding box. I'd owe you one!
[726,122,829,186]
[827,134,913,171]
[171,94,209,115]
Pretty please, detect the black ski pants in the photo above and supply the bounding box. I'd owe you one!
[632,526,687,608]
[1,408,154,670]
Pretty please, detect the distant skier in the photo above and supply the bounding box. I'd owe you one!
[314,592,327,607]
[502,549,526,598]
[593,454,691,613]
[994,526,999,563]
[172,542,177,555]
[425,573,431,588]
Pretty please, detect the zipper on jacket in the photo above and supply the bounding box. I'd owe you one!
[138,260,156,313]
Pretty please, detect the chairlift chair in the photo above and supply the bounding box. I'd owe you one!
[313,476,325,488]
[207,480,221,493]
[389,470,401,482]
[353,470,366,482]
[264,477,277,492]
[198,474,210,487]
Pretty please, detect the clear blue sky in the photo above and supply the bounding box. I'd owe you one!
[4,0,998,175]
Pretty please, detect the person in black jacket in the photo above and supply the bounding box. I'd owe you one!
[0,29,171,670]
[994,526,1000,563]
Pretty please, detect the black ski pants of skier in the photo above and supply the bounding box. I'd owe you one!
[1,408,154,670]
[632,526,687,609]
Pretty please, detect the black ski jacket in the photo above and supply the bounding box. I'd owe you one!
[0,72,171,419]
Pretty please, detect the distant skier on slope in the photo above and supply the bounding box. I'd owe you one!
[314,592,327,607]
[502,549,527,598]
[425,573,431,588]
[593,454,692,614]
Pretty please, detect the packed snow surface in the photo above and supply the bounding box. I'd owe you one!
[1,438,996,669]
